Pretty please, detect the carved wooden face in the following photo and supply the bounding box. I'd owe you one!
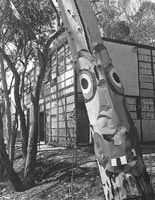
[78,48,136,172]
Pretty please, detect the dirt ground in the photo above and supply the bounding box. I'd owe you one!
[0,144,155,200]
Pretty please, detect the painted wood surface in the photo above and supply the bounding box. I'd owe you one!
[57,0,155,199]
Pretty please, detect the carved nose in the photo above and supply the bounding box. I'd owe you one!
[103,127,127,145]
[113,127,127,145]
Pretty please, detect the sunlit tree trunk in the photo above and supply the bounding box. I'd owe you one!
[10,111,18,164]
[0,99,24,192]
[0,54,15,165]
[23,100,38,189]
[0,49,28,160]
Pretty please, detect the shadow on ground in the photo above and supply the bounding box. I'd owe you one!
[1,145,155,200]
[0,147,104,200]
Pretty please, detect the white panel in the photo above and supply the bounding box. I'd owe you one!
[58,90,65,97]
[59,121,65,128]
[40,104,44,111]
[66,86,74,94]
[47,116,50,122]
[59,106,65,113]
[57,74,65,83]
[66,77,74,86]
[52,107,57,114]
[58,98,65,106]
[104,41,139,96]
[39,99,44,104]
[58,82,65,90]
[51,86,56,93]
[65,69,74,79]
[66,63,73,71]
[66,95,74,104]
[51,93,56,99]
[66,103,74,112]
[51,72,56,79]
[51,129,58,137]
[46,102,50,109]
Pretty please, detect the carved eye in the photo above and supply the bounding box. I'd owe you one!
[106,65,124,95]
[79,69,97,103]
[80,74,91,93]
[109,68,122,88]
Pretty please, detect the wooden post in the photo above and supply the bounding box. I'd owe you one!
[57,0,155,199]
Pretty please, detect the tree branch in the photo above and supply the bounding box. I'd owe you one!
[44,26,65,54]
[49,0,61,28]
[9,0,36,40]
[0,47,17,75]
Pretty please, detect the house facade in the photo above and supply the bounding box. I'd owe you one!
[22,38,155,146]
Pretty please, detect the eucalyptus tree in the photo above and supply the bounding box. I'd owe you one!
[0,0,64,189]
[0,0,16,175]
[130,1,155,45]
[91,0,131,41]
[0,71,24,191]
[92,0,155,45]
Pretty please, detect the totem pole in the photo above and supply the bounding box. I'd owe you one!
[57,0,155,199]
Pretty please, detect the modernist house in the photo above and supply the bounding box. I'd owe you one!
[21,37,155,146]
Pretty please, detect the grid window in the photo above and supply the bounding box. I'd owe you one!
[141,98,154,119]
[126,97,137,119]
[49,43,75,143]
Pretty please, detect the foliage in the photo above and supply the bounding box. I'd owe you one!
[0,0,62,190]
[92,0,155,45]
[91,0,131,41]
[131,1,155,45]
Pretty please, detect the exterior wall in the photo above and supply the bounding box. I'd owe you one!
[22,38,155,145]
[104,39,155,142]
[77,40,155,143]
[104,41,141,140]
[39,42,76,146]
[137,48,155,141]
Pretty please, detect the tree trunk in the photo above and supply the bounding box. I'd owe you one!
[0,159,5,181]
[0,54,13,164]
[14,74,28,160]
[0,113,24,192]
[57,0,155,199]
[0,49,28,160]
[23,102,38,189]
[10,117,17,165]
